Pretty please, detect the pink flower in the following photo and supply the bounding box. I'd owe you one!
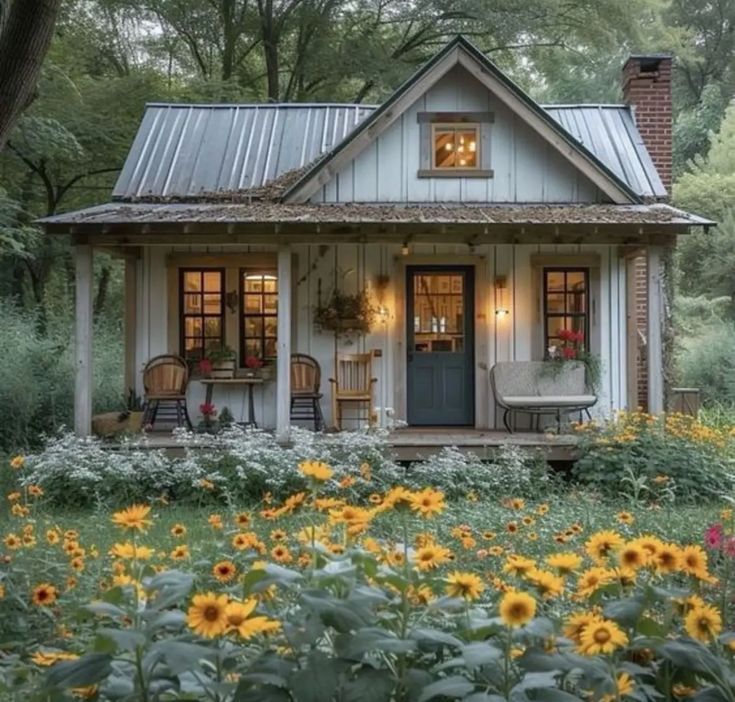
[704,523,724,550]
[198,358,213,375]
[199,402,217,417]
[558,329,574,342]
[724,536,735,558]
[562,346,577,360]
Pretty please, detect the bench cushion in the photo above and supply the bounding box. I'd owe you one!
[502,395,597,408]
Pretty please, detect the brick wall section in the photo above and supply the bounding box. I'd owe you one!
[623,55,672,411]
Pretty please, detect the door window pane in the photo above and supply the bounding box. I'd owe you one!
[543,268,589,354]
[412,270,466,353]
[180,269,224,365]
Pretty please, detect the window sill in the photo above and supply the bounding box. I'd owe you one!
[417,169,494,178]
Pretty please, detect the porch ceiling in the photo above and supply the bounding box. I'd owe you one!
[40,202,712,245]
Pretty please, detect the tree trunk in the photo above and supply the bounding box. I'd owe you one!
[0,0,62,151]
[264,35,279,100]
[221,0,235,81]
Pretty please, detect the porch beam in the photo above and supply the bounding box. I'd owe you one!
[74,245,94,436]
[646,246,665,413]
[123,257,137,398]
[276,246,292,442]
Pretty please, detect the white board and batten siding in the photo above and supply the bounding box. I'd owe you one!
[133,242,628,430]
[312,66,604,204]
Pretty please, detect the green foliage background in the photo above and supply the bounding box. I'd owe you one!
[1,0,735,448]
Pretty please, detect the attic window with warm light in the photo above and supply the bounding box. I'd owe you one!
[432,124,479,169]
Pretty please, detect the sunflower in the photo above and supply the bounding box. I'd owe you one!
[187,592,229,638]
[616,511,635,525]
[684,604,722,643]
[270,529,287,542]
[445,571,485,601]
[408,585,435,606]
[109,543,154,560]
[601,672,635,702]
[9,455,24,470]
[414,544,451,571]
[482,531,496,541]
[585,531,625,563]
[499,590,537,627]
[208,514,224,530]
[3,533,21,550]
[525,568,564,599]
[171,545,190,560]
[505,498,525,510]
[328,505,372,529]
[506,521,519,534]
[225,599,280,638]
[6,491,20,502]
[299,460,334,482]
[111,504,152,532]
[409,488,445,518]
[28,485,44,498]
[170,523,187,538]
[655,544,681,573]
[618,543,647,571]
[271,545,292,563]
[31,650,79,666]
[46,530,60,545]
[381,486,415,511]
[562,611,600,643]
[212,560,238,583]
[69,557,85,572]
[488,545,505,557]
[232,532,260,551]
[545,552,582,575]
[234,512,251,528]
[680,545,711,580]
[522,516,535,527]
[503,554,536,577]
[32,583,58,607]
[536,503,550,515]
[578,618,628,655]
[576,567,613,598]
[327,543,345,555]
[368,493,383,504]
[630,535,663,561]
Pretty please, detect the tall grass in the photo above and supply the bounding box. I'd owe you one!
[0,299,122,451]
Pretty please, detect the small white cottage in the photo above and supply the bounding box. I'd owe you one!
[42,36,710,442]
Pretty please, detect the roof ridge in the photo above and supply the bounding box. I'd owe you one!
[144,102,379,109]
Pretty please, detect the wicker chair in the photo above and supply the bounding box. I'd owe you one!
[141,354,192,430]
[329,353,376,430]
[290,353,324,431]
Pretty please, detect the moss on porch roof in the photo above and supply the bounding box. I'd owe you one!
[42,201,712,229]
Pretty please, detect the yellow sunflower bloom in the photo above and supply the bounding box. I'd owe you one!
[576,567,614,598]
[545,552,582,575]
[578,618,628,655]
[299,460,334,482]
[212,560,238,583]
[171,545,190,560]
[684,604,722,643]
[409,488,445,518]
[562,611,601,643]
[111,504,152,532]
[187,592,229,638]
[445,571,485,601]
[413,543,452,571]
[170,523,187,538]
[31,583,58,607]
[499,590,537,627]
[679,545,711,580]
[601,672,635,702]
[585,530,625,563]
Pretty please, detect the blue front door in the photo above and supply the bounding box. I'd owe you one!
[407,266,475,426]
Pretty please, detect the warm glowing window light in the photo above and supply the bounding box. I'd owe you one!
[432,124,479,169]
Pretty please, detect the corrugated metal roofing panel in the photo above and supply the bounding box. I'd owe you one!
[112,102,665,200]
[544,104,666,199]
[112,103,376,200]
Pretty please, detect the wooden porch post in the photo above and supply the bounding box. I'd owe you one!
[276,246,292,441]
[123,257,137,398]
[646,246,664,414]
[74,245,94,436]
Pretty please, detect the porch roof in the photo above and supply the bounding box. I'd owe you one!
[41,202,713,243]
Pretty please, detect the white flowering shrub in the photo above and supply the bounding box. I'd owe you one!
[21,431,553,506]
[404,445,555,500]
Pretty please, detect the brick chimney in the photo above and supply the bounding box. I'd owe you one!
[622,54,672,197]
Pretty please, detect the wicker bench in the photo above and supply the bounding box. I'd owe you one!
[490,361,597,433]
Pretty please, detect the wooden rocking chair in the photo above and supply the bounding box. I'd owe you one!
[141,354,192,430]
[329,353,376,431]
[290,353,325,431]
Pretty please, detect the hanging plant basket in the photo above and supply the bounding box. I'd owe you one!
[314,289,375,337]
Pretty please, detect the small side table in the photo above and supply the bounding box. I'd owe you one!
[200,377,265,427]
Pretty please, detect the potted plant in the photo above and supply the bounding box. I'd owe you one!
[206,344,236,379]
[543,329,601,391]
[197,401,218,433]
[314,289,376,337]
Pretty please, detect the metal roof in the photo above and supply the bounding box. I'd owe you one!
[112,100,665,201]
[544,104,666,199]
[112,103,376,200]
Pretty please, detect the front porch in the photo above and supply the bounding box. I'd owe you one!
[104,427,581,461]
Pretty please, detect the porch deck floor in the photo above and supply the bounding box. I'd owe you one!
[104,427,579,461]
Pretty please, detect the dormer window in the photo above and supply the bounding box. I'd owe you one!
[432,124,479,169]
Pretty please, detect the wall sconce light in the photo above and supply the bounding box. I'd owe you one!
[377,304,390,322]
[401,242,409,256]
[494,276,509,318]
[225,290,238,313]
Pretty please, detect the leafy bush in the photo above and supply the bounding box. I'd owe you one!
[572,411,735,502]
[20,429,555,508]
[0,300,122,451]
